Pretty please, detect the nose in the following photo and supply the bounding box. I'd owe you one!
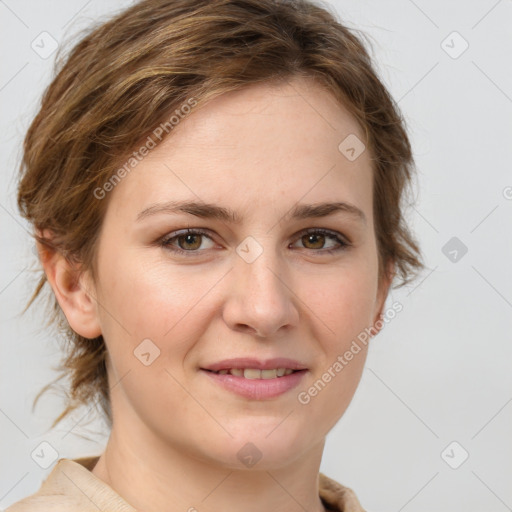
[222,248,300,338]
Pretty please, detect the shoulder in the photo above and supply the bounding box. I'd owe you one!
[319,472,366,512]
[5,494,83,512]
[4,456,110,512]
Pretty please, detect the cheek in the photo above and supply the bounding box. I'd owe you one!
[296,274,373,434]
[302,257,379,343]
[303,344,368,439]
[95,251,204,421]
[294,256,376,417]
[97,248,206,335]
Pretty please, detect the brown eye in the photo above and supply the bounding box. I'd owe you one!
[292,228,349,254]
[160,229,216,254]
[177,233,203,250]
[301,232,326,249]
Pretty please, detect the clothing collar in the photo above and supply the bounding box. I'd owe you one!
[8,456,365,512]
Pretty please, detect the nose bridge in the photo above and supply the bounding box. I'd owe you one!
[223,236,299,337]
[241,243,283,299]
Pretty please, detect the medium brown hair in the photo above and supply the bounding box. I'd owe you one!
[18,0,425,430]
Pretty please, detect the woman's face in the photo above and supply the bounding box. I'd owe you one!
[89,76,391,469]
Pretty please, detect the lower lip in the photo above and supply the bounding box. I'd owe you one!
[201,369,307,400]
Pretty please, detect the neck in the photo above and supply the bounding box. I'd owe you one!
[92,420,327,512]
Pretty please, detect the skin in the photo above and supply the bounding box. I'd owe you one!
[41,75,393,512]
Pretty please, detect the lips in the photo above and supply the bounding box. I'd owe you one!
[200,357,309,399]
[208,368,297,379]
[202,357,307,373]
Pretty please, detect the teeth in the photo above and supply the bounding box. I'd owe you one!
[244,369,261,379]
[214,368,296,378]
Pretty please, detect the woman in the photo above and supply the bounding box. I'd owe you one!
[7,0,424,510]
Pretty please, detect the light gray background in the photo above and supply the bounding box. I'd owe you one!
[1,1,511,511]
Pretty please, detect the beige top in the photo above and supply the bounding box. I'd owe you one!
[5,455,366,512]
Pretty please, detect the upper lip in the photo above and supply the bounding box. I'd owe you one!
[202,358,308,372]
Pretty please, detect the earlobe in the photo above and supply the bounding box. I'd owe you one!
[38,239,102,339]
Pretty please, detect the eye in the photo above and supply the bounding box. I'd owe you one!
[158,227,350,257]
[159,228,216,254]
[291,228,350,254]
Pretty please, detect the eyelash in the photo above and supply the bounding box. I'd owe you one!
[158,228,350,256]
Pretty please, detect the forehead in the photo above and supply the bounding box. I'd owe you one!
[106,76,373,224]
[168,76,364,152]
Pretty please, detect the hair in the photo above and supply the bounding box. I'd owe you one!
[17,0,425,430]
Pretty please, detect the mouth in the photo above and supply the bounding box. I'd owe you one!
[200,357,308,399]
[203,368,302,379]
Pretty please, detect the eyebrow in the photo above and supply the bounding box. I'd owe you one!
[136,199,367,225]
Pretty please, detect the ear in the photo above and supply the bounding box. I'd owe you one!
[37,233,102,339]
[370,260,396,337]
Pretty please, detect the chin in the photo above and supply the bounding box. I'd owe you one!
[199,423,314,471]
